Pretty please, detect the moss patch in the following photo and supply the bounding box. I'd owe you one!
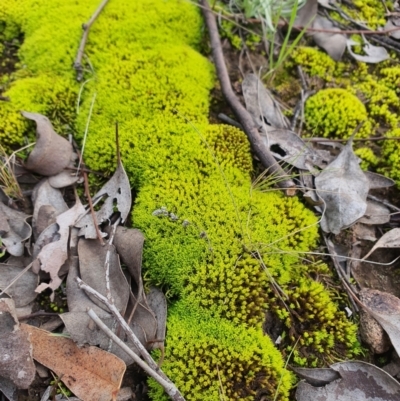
[0,0,362,399]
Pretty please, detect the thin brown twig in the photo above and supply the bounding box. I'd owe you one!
[73,144,105,245]
[305,136,400,143]
[73,0,110,81]
[200,0,296,195]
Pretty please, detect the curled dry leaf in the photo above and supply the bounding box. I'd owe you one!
[363,171,395,190]
[35,199,85,295]
[0,299,36,389]
[311,16,347,61]
[20,323,126,401]
[0,202,32,257]
[32,179,68,238]
[0,263,38,307]
[242,73,290,129]
[315,137,369,234]
[358,200,390,226]
[362,228,400,260]
[75,161,131,239]
[293,367,340,386]
[384,18,400,40]
[109,226,145,295]
[242,74,322,170]
[347,37,389,64]
[296,361,400,400]
[146,287,167,350]
[360,288,400,356]
[22,111,73,176]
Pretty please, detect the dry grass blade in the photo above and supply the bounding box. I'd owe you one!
[0,145,25,200]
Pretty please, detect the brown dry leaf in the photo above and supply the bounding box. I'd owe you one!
[78,238,130,314]
[296,361,400,400]
[358,201,390,226]
[311,16,347,61]
[22,112,73,176]
[75,161,131,239]
[362,228,400,260]
[0,263,38,307]
[363,171,395,189]
[294,0,317,27]
[32,179,68,238]
[146,287,167,350]
[315,136,369,234]
[0,202,32,257]
[61,261,149,365]
[35,199,85,295]
[109,226,145,295]
[20,323,126,401]
[0,299,35,389]
[360,288,400,356]
[242,73,289,129]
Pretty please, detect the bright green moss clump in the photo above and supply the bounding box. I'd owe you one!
[0,0,362,399]
[305,88,371,139]
[149,301,294,401]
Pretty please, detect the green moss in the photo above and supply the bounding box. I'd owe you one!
[305,88,372,138]
[0,0,363,398]
[148,301,294,401]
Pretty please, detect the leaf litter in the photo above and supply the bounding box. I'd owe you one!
[0,112,169,400]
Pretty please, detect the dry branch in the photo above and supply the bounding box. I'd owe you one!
[73,0,110,81]
[200,0,296,195]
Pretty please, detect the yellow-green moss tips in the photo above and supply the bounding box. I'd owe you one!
[305,88,371,139]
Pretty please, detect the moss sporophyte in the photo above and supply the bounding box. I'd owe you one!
[0,0,362,399]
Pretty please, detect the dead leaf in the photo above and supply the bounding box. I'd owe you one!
[347,37,389,64]
[61,261,151,365]
[293,367,340,386]
[20,323,126,401]
[0,202,32,257]
[242,73,289,129]
[294,0,317,27]
[78,238,130,314]
[35,199,85,295]
[0,299,35,389]
[311,16,347,61]
[353,223,376,242]
[75,161,131,239]
[48,169,80,188]
[146,287,167,350]
[358,200,390,225]
[296,361,400,400]
[0,376,18,401]
[364,171,395,189]
[32,179,68,238]
[362,228,400,260]
[315,136,369,234]
[0,263,38,307]
[22,112,73,176]
[360,288,400,356]
[108,226,145,295]
[384,18,400,39]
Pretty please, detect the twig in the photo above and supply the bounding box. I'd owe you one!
[104,217,120,301]
[18,311,59,321]
[73,0,110,81]
[200,0,296,195]
[73,143,105,246]
[76,278,186,401]
[305,136,400,143]
[217,113,243,129]
[87,309,185,401]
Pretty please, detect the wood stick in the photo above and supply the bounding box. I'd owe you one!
[73,0,110,81]
[200,0,296,195]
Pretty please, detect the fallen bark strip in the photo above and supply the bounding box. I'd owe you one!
[200,0,296,195]
[73,0,110,81]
